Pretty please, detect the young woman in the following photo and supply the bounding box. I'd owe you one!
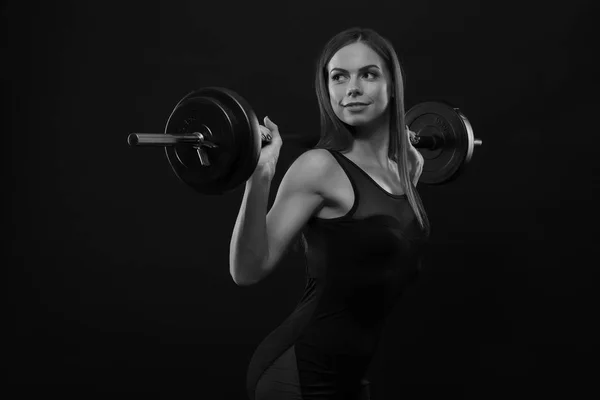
[230,27,430,400]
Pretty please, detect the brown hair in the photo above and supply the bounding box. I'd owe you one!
[295,27,430,254]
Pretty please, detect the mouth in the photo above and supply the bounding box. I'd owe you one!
[344,102,369,107]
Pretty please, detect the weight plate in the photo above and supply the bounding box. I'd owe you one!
[199,87,261,193]
[164,87,261,195]
[406,101,475,184]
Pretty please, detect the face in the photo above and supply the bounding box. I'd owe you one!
[327,42,393,128]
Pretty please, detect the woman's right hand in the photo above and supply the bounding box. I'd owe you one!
[254,116,283,181]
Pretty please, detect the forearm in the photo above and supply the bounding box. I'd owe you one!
[229,171,272,286]
[412,167,422,186]
[408,148,423,186]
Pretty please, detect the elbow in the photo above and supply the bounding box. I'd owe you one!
[229,261,264,287]
[231,266,270,287]
[229,264,251,286]
[229,249,270,287]
[232,277,249,287]
[231,273,258,287]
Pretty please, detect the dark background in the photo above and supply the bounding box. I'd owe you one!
[5,0,598,398]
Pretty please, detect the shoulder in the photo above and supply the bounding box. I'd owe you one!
[285,148,338,194]
[297,148,336,164]
[292,148,337,171]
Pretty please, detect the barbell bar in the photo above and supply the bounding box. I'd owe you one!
[127,87,482,194]
[129,127,452,150]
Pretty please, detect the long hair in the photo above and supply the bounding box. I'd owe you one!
[296,27,430,254]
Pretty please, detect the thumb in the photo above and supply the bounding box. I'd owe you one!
[264,116,278,130]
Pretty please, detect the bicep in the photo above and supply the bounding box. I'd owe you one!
[261,150,330,279]
[265,187,323,269]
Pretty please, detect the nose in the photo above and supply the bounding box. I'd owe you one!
[346,77,362,97]
[347,87,360,97]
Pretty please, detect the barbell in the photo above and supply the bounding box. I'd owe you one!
[127,87,482,194]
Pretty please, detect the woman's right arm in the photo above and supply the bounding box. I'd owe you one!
[229,170,273,286]
[229,149,332,286]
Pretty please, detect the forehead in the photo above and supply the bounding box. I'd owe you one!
[328,42,383,71]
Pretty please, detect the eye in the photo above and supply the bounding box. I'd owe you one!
[330,71,377,82]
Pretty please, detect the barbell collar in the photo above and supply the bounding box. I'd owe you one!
[411,135,441,150]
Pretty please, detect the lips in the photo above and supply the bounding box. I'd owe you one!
[344,102,369,107]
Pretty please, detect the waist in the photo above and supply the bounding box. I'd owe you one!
[298,320,383,359]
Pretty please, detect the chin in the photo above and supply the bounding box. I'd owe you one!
[342,116,375,127]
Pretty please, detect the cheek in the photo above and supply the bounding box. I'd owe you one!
[328,85,344,109]
[372,84,389,99]
[372,85,391,108]
[328,84,342,101]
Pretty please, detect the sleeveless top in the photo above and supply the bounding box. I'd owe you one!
[246,149,429,399]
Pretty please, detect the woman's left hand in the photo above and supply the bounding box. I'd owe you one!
[406,126,424,186]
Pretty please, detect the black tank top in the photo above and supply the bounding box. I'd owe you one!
[246,149,429,398]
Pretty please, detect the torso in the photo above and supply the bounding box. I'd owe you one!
[316,150,407,219]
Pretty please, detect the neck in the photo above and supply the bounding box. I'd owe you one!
[348,112,393,169]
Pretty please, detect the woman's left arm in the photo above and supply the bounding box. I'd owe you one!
[406,127,424,186]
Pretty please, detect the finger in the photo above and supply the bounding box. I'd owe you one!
[407,130,417,144]
[264,116,279,132]
[258,125,272,141]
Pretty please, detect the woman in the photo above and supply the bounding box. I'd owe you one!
[230,27,430,400]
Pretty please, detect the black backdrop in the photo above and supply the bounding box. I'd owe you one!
[5,1,598,398]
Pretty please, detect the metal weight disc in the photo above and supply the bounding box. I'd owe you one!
[203,88,261,192]
[406,101,475,184]
[164,87,261,195]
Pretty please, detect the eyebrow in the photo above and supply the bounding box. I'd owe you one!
[329,64,381,74]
